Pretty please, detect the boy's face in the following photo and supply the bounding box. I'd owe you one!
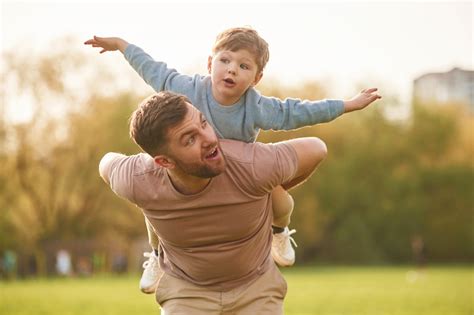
[208,49,263,105]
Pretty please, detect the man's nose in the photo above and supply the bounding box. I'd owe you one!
[202,127,217,147]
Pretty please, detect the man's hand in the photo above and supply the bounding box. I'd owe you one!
[84,36,129,54]
[344,88,382,113]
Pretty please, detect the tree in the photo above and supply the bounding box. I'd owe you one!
[1,39,147,274]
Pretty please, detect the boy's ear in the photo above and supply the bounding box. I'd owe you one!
[154,155,175,170]
[252,72,263,86]
[207,56,213,74]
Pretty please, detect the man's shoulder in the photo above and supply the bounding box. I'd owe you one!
[220,139,259,163]
[105,152,161,180]
[220,139,280,164]
[219,139,297,196]
[104,152,166,205]
[122,152,157,175]
[134,153,159,175]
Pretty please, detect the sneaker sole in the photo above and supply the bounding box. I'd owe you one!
[140,283,158,294]
[271,248,295,267]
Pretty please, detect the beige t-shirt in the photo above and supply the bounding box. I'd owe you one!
[103,139,298,291]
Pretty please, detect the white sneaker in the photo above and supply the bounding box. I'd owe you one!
[139,251,160,294]
[271,227,298,267]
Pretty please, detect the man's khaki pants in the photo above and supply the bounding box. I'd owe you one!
[156,262,287,315]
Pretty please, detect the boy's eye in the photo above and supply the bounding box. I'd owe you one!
[240,64,249,70]
[220,58,229,64]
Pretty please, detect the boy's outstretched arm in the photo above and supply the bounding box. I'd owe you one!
[84,36,192,95]
[84,36,129,54]
[343,88,382,113]
[254,86,382,132]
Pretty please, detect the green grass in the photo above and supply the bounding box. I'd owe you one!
[0,266,472,315]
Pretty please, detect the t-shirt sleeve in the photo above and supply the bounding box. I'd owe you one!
[99,152,139,203]
[249,142,299,195]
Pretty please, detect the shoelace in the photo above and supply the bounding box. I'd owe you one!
[275,229,298,249]
[142,252,159,275]
[287,229,298,248]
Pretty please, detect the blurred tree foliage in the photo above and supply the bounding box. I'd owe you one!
[1,45,472,266]
[1,43,146,266]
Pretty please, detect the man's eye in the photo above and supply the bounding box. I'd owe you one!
[202,119,207,127]
[187,136,195,145]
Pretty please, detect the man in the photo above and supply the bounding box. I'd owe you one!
[99,91,328,314]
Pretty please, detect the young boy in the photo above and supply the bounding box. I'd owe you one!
[85,27,381,293]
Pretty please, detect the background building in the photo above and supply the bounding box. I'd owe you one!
[413,68,474,111]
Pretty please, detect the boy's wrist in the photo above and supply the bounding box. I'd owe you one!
[343,100,354,113]
[117,38,129,54]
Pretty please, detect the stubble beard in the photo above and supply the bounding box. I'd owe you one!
[174,144,226,179]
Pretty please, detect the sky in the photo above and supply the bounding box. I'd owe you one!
[1,0,473,121]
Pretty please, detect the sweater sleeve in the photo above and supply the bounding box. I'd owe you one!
[251,90,345,130]
[123,44,196,94]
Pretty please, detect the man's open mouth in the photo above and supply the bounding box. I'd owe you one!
[205,147,219,159]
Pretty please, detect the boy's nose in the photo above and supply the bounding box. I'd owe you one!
[227,63,237,74]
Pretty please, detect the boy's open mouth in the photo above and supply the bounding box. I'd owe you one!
[224,78,235,85]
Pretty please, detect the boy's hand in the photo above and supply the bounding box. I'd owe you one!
[344,88,382,113]
[84,36,129,54]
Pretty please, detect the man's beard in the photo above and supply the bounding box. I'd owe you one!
[173,148,226,178]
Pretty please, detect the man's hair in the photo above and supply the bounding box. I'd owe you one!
[212,26,269,73]
[129,92,189,157]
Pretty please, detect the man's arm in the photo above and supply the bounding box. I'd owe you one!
[98,152,139,203]
[281,137,328,191]
[98,152,125,185]
[238,137,326,196]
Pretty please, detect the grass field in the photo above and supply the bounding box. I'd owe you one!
[0,266,472,315]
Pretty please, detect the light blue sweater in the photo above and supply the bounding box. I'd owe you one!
[124,44,345,142]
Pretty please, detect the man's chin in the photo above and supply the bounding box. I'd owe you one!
[184,159,225,179]
[175,145,226,178]
[203,146,226,177]
[201,160,226,178]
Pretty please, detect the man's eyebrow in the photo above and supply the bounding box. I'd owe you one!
[178,113,203,142]
[179,129,195,142]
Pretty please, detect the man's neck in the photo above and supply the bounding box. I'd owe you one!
[166,169,211,195]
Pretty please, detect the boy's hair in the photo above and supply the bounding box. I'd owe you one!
[212,27,269,73]
[129,91,189,157]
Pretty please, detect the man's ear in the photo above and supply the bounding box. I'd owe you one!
[252,72,263,86]
[154,155,175,169]
[207,56,213,74]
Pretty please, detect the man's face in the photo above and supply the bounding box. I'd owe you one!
[165,104,226,178]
